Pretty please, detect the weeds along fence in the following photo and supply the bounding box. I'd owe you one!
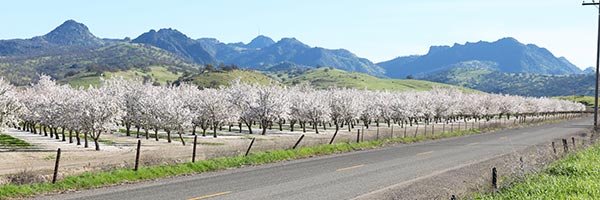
[0,112,589,186]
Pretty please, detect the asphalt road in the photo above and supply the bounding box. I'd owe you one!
[38,117,592,200]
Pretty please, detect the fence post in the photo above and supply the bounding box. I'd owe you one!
[134,140,141,171]
[450,195,457,200]
[376,126,380,140]
[492,167,497,190]
[293,134,305,149]
[245,138,255,156]
[329,132,338,145]
[192,135,198,163]
[52,148,61,184]
[361,128,365,142]
[551,141,557,154]
[562,139,569,153]
[572,137,576,151]
[356,129,360,143]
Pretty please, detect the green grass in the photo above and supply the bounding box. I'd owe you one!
[64,66,183,88]
[190,70,275,88]
[473,142,600,200]
[198,142,225,146]
[285,68,479,93]
[97,138,116,146]
[0,134,33,149]
[0,128,484,199]
[554,96,594,107]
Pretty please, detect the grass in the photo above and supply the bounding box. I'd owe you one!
[284,68,480,93]
[0,134,33,149]
[0,128,484,199]
[473,142,600,200]
[190,69,275,88]
[554,96,594,107]
[98,138,116,146]
[64,66,183,88]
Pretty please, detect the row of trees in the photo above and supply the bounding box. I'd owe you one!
[0,76,586,150]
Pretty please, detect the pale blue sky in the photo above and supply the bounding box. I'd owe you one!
[0,0,596,69]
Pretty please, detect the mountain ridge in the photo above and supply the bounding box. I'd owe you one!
[379,37,582,78]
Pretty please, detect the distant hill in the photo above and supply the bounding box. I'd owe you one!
[175,69,275,89]
[132,28,218,65]
[0,20,199,85]
[196,36,386,76]
[421,67,594,97]
[380,37,583,78]
[284,67,477,93]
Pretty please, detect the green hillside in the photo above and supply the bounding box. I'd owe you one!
[0,42,199,86]
[554,96,594,107]
[284,67,478,92]
[178,69,276,88]
[63,66,183,88]
[422,67,594,97]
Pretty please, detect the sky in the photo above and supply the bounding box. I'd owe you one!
[0,0,597,69]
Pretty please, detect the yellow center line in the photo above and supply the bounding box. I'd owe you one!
[467,142,480,146]
[417,151,434,156]
[336,164,365,172]
[187,191,232,200]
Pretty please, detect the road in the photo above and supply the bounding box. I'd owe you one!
[38,117,592,200]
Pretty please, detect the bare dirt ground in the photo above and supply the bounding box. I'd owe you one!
[0,113,586,185]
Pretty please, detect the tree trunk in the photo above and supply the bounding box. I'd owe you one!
[69,129,73,143]
[166,130,172,143]
[154,129,159,141]
[245,120,253,134]
[61,128,65,141]
[178,131,186,145]
[84,132,89,148]
[76,131,81,145]
[93,137,100,151]
[192,125,197,135]
[54,128,59,140]
[125,123,131,137]
[261,120,268,135]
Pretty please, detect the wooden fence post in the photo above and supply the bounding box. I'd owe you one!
[329,132,338,145]
[192,135,198,163]
[562,139,569,153]
[245,138,255,156]
[52,148,61,184]
[356,129,360,143]
[134,140,141,171]
[572,137,576,151]
[293,134,305,149]
[492,167,497,190]
[551,141,557,154]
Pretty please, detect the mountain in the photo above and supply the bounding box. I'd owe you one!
[380,37,583,78]
[41,19,104,47]
[132,28,218,65]
[0,20,199,85]
[244,35,275,49]
[421,67,593,97]
[217,37,385,76]
[132,31,384,77]
[584,67,595,74]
